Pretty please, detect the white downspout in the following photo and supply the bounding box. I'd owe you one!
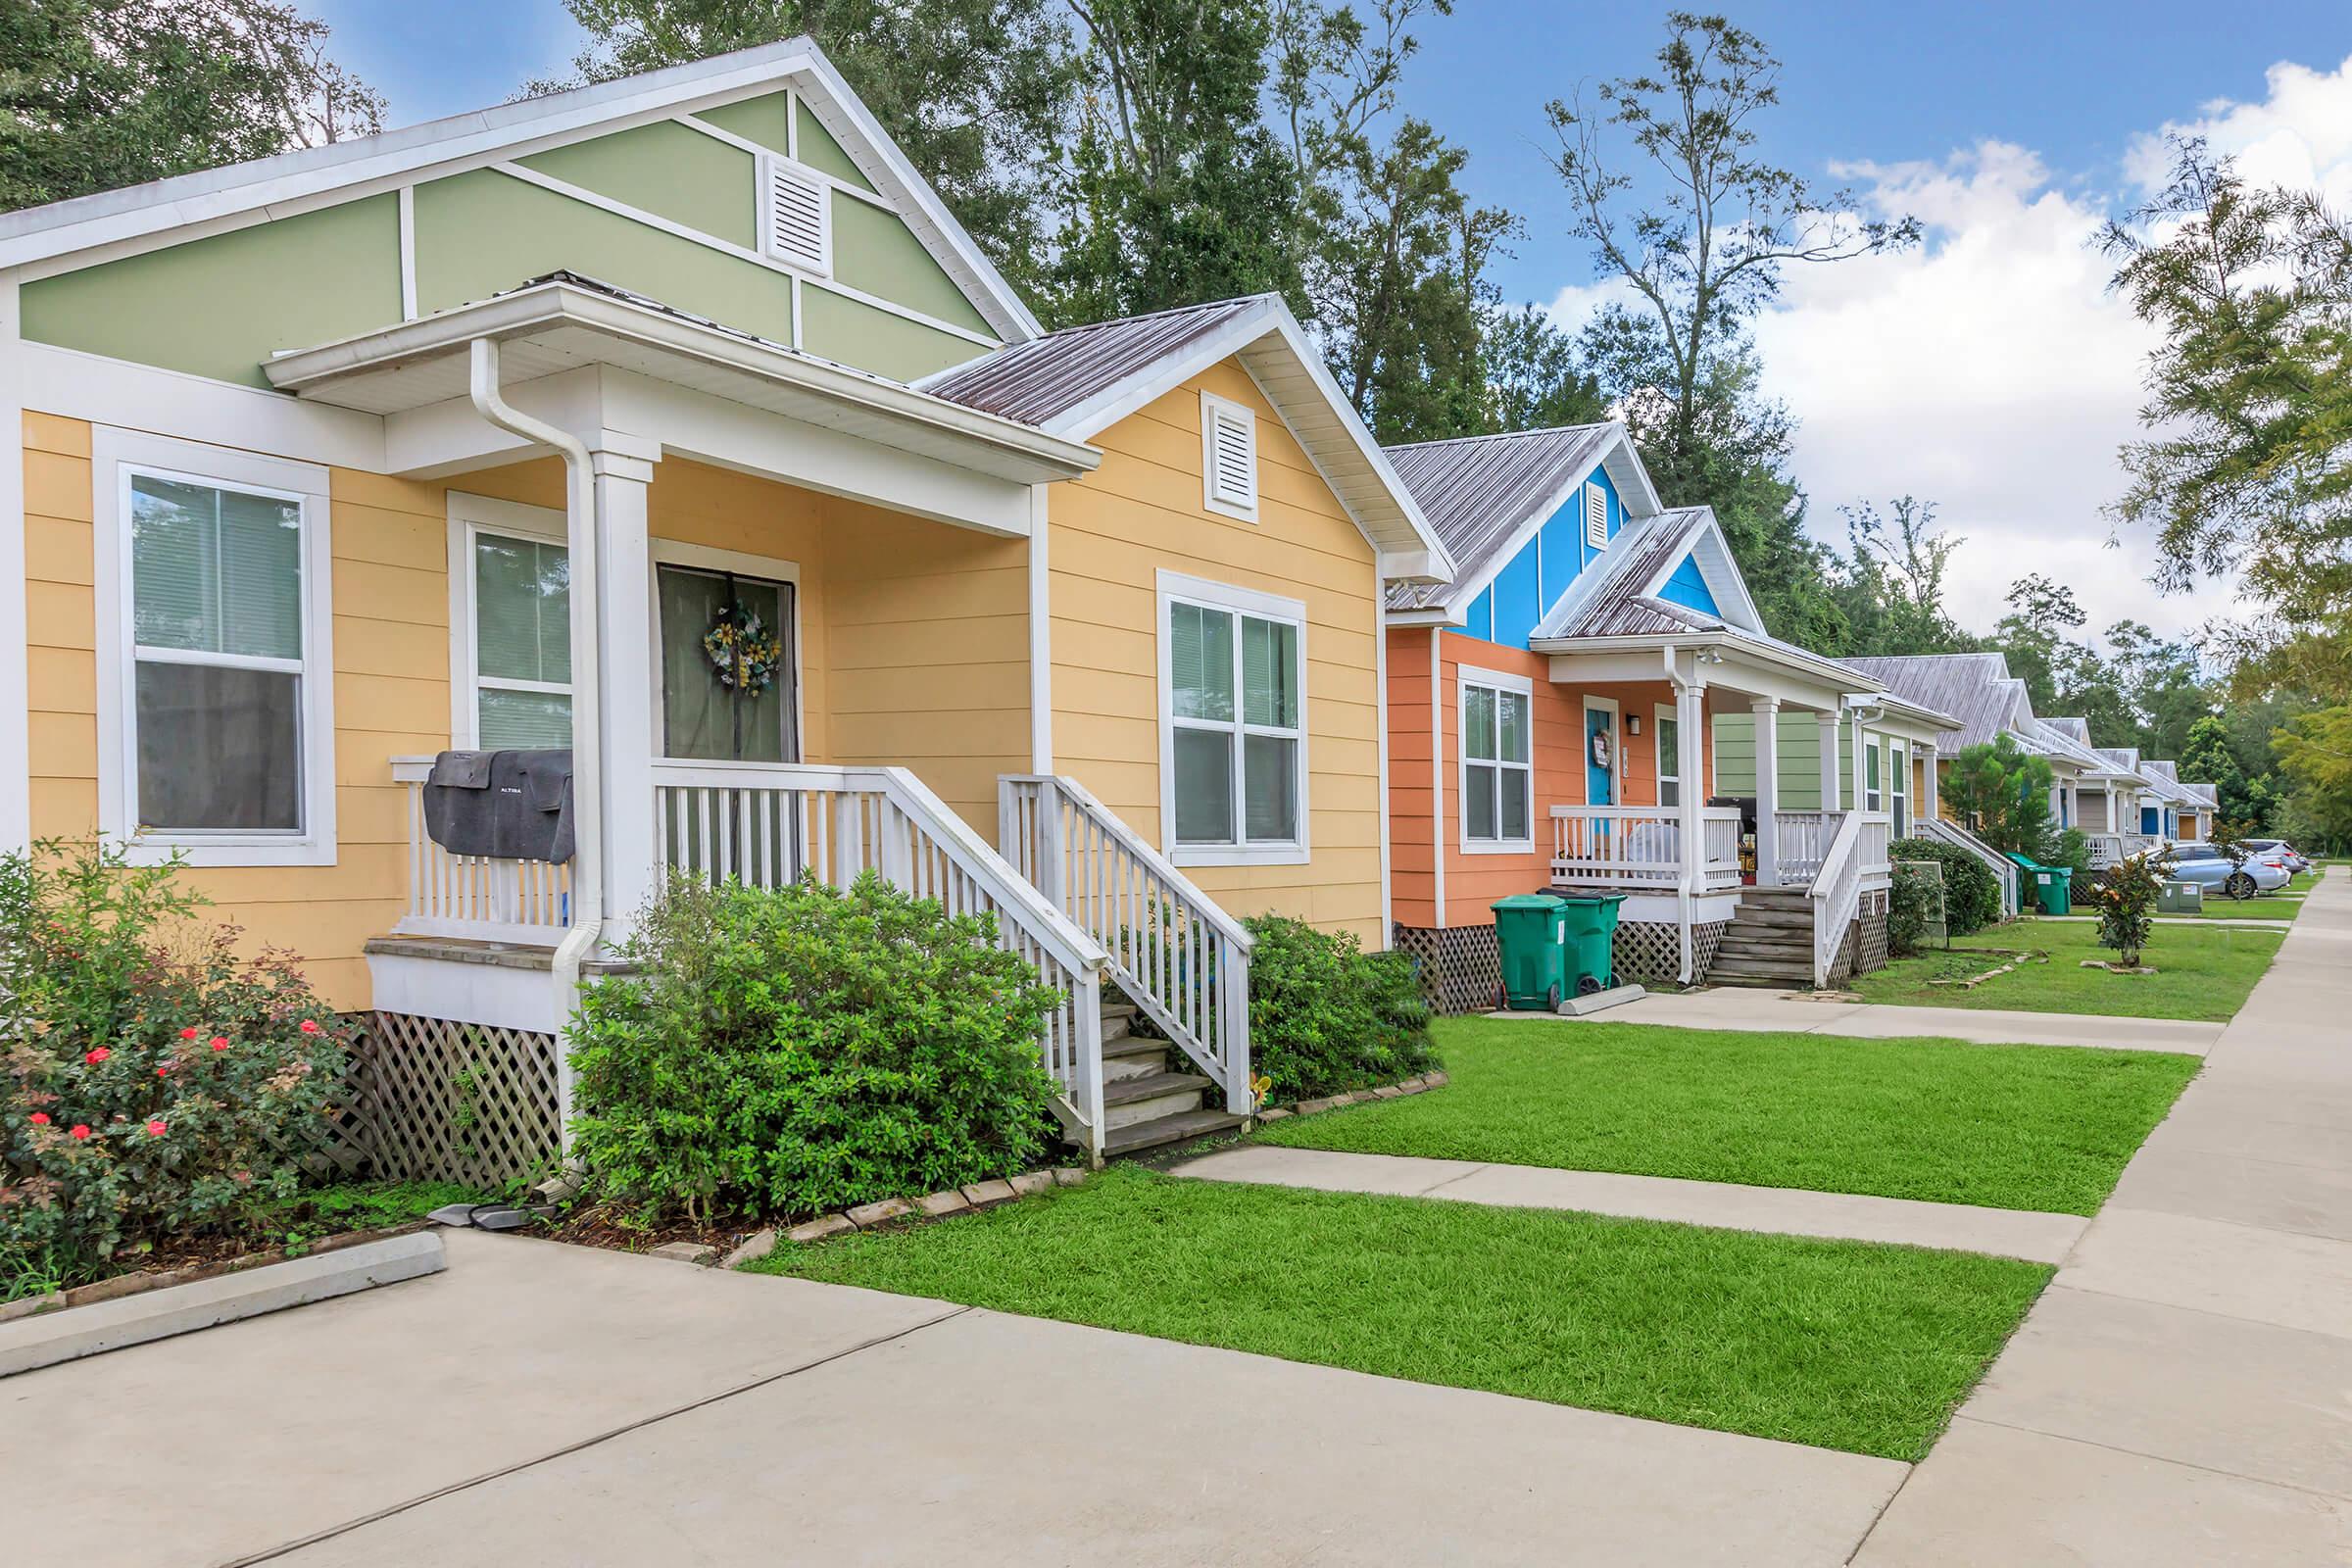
[1664,644,1695,983]
[468,338,602,1154]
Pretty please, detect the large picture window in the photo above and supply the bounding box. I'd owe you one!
[96,432,333,865]
[1459,665,1533,852]
[1159,572,1306,864]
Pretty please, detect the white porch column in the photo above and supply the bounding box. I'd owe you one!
[592,446,660,929]
[1674,674,1708,981]
[1924,749,1941,823]
[1751,698,1781,886]
[1818,710,1842,811]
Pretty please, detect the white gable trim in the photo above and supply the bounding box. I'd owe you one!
[1673,514,1764,633]
[0,39,1040,345]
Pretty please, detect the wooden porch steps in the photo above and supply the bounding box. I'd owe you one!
[1709,886,1818,988]
[1086,1000,1249,1157]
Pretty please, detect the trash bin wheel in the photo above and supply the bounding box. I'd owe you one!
[1495,983,1508,1011]
[1546,982,1562,1010]
[2226,870,2256,901]
[1577,973,1603,997]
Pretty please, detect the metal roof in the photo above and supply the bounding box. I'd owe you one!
[1840,654,2049,757]
[2043,715,2093,746]
[920,298,1266,427]
[1549,508,1715,635]
[1380,424,1619,612]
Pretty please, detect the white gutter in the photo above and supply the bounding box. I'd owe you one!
[468,338,600,1155]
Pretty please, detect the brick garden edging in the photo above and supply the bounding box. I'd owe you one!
[1256,1070,1448,1125]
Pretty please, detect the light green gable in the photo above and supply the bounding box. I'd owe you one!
[831,192,990,333]
[794,99,875,192]
[517,121,758,250]
[801,284,979,380]
[413,168,798,343]
[698,90,795,158]
[21,195,400,389]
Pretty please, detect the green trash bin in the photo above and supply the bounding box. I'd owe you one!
[1557,893,1626,995]
[1492,894,1567,1010]
[2004,852,2073,916]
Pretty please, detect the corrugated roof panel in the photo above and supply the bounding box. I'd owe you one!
[920,297,1266,427]
[1382,424,1617,611]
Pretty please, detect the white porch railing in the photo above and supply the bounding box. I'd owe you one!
[2087,832,2164,870]
[1803,810,1892,989]
[647,759,1114,1153]
[1774,810,1838,884]
[999,775,1253,1114]
[1918,817,2019,915]
[1550,804,1741,891]
[392,758,574,944]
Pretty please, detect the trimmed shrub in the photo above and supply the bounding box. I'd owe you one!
[568,873,1063,1224]
[0,841,351,1286]
[1886,862,1936,957]
[2092,852,2164,966]
[1887,837,2002,936]
[1243,915,1436,1102]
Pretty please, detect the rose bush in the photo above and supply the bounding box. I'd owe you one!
[2092,850,2165,967]
[0,841,350,1286]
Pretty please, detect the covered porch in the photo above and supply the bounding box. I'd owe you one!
[265,277,1253,1159]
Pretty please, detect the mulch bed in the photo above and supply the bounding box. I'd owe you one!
[532,1200,768,1258]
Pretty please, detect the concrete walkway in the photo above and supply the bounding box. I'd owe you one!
[1854,868,2352,1563]
[1540,987,2225,1054]
[1,1228,1904,1568]
[1170,1144,2087,1263]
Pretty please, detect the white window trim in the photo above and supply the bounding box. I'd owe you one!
[447,492,570,750]
[1654,701,1682,808]
[1890,739,1909,835]
[1582,694,1620,807]
[648,538,807,763]
[1457,662,1535,855]
[1200,391,1260,522]
[1864,736,1885,813]
[1155,568,1307,867]
[92,427,335,867]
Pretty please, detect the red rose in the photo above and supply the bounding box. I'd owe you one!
[84,1047,110,1064]
[145,1120,167,1137]
[299,1019,321,1035]
[28,1112,49,1126]
[178,1026,200,1040]
[68,1125,90,1140]
[156,1065,171,1077]
[210,1037,229,1051]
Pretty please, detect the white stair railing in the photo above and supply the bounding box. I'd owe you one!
[1807,809,1866,989]
[1918,817,2018,915]
[651,760,1112,1155]
[1000,775,1253,1114]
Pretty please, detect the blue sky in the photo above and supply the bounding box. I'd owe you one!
[311,2,2352,637]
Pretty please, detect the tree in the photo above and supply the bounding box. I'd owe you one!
[1474,306,1609,433]
[1543,13,1915,641]
[1946,734,2056,857]
[1993,574,2083,714]
[0,0,383,212]
[1836,496,1969,657]
[2180,714,2272,830]
[2274,707,2352,853]
[542,0,1077,299]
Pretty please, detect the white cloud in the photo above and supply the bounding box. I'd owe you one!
[1535,56,2352,647]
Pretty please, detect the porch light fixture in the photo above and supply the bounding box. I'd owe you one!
[1627,714,1642,736]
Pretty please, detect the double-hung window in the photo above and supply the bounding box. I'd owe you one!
[451,496,572,748]
[1864,739,1884,813]
[1459,665,1533,851]
[1159,571,1305,864]
[95,431,333,865]
[1655,704,1683,808]
[1890,742,1909,836]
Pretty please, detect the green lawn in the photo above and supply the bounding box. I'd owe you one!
[1851,916,2279,1021]
[2177,893,2301,920]
[1256,1018,2196,1214]
[758,1167,2049,1459]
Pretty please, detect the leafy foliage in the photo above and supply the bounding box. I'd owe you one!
[1945,736,2056,858]
[0,0,381,212]
[1886,861,1937,958]
[2090,853,2165,967]
[1242,914,1435,1102]
[568,874,1062,1224]
[0,841,350,1286]
[1887,837,2001,937]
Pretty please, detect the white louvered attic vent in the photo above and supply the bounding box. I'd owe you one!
[1584,480,1608,549]
[1201,392,1258,520]
[763,157,831,276]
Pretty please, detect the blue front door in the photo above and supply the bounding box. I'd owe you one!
[2141,805,2160,836]
[1586,707,1615,805]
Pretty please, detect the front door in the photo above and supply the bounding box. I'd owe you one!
[656,562,798,762]
[1585,705,1616,806]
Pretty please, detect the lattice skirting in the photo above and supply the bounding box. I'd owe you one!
[1392,923,1501,1014]
[339,1011,564,1189]
[1394,917,1728,1010]
[1853,891,1890,979]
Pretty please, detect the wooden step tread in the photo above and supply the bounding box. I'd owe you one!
[1103,1033,1170,1060]
[1102,1107,1250,1157]
[1102,1070,1212,1107]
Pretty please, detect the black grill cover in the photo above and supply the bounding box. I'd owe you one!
[421,750,574,863]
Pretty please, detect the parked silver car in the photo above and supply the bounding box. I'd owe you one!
[2241,839,2311,875]
[2162,842,2291,900]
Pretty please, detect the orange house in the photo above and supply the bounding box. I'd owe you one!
[1380,426,1936,1005]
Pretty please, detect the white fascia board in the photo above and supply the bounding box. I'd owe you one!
[0,42,826,271]
[1594,423,1665,517]
[20,339,386,470]
[1536,628,1880,701]
[1044,295,1454,575]
[788,50,1040,343]
[1684,513,1766,635]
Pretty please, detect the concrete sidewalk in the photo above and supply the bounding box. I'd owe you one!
[1,1228,1904,1568]
[1854,869,2352,1563]
[1170,1143,2088,1263]
[1542,987,2224,1054]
